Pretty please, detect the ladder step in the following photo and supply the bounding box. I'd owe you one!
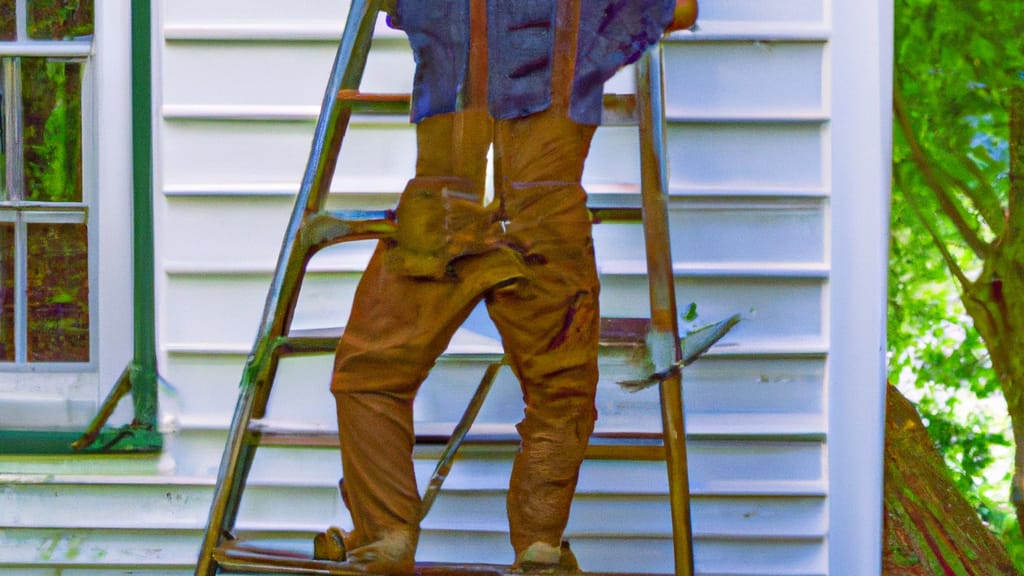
[335,90,637,124]
[336,89,412,115]
[249,427,666,462]
[301,211,397,253]
[214,539,668,575]
[589,207,642,223]
[277,318,648,359]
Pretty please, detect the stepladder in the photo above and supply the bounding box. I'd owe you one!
[194,1,736,574]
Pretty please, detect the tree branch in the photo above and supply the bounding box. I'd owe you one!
[894,87,991,258]
[895,167,973,291]
[949,153,1007,238]
[1010,85,1024,246]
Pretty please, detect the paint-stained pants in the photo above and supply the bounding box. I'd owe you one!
[331,0,599,559]
[331,107,599,556]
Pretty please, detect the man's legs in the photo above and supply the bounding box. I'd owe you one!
[329,109,511,571]
[487,107,600,561]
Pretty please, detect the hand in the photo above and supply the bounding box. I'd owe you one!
[666,0,698,32]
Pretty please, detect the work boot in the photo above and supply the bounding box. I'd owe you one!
[513,540,580,573]
[312,526,348,562]
[328,529,418,575]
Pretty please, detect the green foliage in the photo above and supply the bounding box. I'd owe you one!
[892,0,1024,568]
[0,2,15,40]
[27,0,93,40]
[996,516,1024,570]
[21,58,83,203]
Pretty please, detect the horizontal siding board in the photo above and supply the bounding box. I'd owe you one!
[161,118,643,195]
[0,528,198,569]
[596,199,827,266]
[696,0,826,24]
[684,358,824,414]
[162,272,824,351]
[417,533,828,575]
[161,40,414,108]
[164,354,825,435]
[163,195,826,271]
[1,480,823,542]
[152,428,826,497]
[59,565,190,569]
[601,276,825,344]
[0,526,824,575]
[162,0,352,27]
[160,119,419,189]
[667,123,825,190]
[694,538,827,575]
[662,42,825,118]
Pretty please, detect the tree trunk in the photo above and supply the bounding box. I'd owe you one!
[960,245,1024,532]
[884,385,1018,575]
[959,85,1024,533]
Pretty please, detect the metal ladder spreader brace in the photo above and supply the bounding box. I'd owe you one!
[195,1,694,574]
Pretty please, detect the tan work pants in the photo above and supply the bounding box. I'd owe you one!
[331,0,598,558]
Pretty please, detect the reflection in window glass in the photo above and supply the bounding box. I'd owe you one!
[27,223,88,362]
[0,64,6,200]
[21,58,83,203]
[0,224,12,361]
[0,0,14,41]
[28,0,93,40]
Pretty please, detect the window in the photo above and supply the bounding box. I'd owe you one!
[0,0,93,367]
[0,0,116,438]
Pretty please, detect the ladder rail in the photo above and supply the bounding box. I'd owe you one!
[194,3,383,575]
[636,46,696,576]
[247,0,382,410]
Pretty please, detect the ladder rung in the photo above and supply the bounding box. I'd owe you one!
[590,206,642,223]
[275,327,342,356]
[334,90,638,124]
[250,427,666,462]
[301,211,396,253]
[601,93,638,125]
[276,318,647,360]
[599,317,650,345]
[336,89,412,115]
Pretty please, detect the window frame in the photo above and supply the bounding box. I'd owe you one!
[0,1,151,452]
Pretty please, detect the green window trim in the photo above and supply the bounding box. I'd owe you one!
[0,0,159,455]
[0,426,162,454]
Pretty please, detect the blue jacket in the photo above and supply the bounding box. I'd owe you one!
[390,0,674,125]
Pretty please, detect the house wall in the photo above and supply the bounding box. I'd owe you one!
[0,0,891,574]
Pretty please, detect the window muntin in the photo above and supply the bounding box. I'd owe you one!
[0,0,92,367]
[0,222,12,360]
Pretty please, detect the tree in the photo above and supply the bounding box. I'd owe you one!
[892,0,1024,540]
[884,385,1017,575]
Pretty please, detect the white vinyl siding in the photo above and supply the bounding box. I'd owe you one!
[155,2,833,573]
[0,0,890,574]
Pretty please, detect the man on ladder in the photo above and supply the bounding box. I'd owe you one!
[322,1,698,573]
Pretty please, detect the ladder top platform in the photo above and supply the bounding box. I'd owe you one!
[215,540,669,576]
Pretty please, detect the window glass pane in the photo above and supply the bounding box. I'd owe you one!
[21,58,83,203]
[27,222,88,362]
[0,0,14,41]
[0,223,12,362]
[0,63,7,200]
[27,0,93,40]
